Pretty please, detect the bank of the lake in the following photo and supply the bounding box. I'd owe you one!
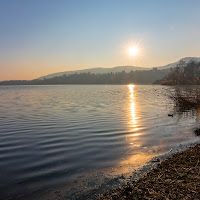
[98,143,200,200]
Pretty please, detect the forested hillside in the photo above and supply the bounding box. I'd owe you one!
[0,69,168,85]
[158,61,200,85]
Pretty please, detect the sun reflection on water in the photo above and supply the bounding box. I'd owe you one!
[117,85,167,171]
[126,84,141,148]
[128,84,138,131]
[118,84,150,170]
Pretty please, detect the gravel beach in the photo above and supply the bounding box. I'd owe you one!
[97,144,200,200]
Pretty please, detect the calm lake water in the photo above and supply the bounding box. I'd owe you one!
[0,85,199,199]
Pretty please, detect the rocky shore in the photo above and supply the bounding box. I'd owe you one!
[97,144,200,200]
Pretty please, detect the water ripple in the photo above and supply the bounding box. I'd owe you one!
[0,85,199,199]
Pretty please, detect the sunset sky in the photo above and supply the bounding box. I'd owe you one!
[1,0,200,81]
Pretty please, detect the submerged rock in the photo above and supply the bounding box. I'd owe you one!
[194,128,200,136]
[150,158,160,163]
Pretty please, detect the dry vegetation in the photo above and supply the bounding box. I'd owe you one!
[170,86,200,111]
[97,144,200,200]
[97,85,200,199]
[96,86,200,200]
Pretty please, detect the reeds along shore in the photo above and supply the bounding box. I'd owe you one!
[170,86,200,111]
[97,144,200,200]
[97,87,200,200]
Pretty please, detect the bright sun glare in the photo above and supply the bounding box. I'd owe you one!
[129,46,139,57]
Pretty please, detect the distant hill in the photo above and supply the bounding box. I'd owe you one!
[38,66,149,80]
[157,57,200,70]
[38,57,200,80]
[0,69,169,85]
[157,60,200,85]
[1,57,199,85]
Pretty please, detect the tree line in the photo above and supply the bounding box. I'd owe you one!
[157,61,200,85]
[0,69,168,85]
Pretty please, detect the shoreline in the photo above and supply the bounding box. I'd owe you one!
[97,143,200,200]
[18,130,200,200]
[19,142,199,200]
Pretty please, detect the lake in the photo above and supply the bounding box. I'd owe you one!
[0,85,199,199]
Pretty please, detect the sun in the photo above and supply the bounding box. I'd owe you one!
[129,46,139,57]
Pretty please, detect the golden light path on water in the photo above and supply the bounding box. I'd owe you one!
[128,84,137,131]
[127,84,141,143]
[118,84,164,170]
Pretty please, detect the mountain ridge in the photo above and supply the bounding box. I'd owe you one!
[37,57,200,80]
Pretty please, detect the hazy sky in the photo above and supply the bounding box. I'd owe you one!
[1,0,200,81]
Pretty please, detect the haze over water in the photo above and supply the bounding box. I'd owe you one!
[0,85,199,199]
